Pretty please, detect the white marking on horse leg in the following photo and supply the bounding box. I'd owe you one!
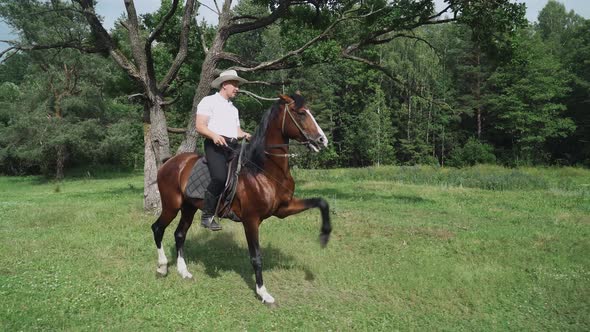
[256,285,275,304]
[176,256,193,279]
[156,247,168,276]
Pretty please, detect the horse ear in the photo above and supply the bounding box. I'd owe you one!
[279,94,294,104]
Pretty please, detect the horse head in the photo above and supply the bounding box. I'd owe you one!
[278,94,328,152]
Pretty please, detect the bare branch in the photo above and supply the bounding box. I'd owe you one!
[357,7,456,50]
[119,20,130,31]
[30,7,85,16]
[0,46,17,60]
[217,51,256,67]
[372,33,440,59]
[231,15,260,22]
[341,51,404,87]
[123,0,148,78]
[128,93,146,100]
[158,0,197,94]
[74,0,142,82]
[195,19,209,53]
[197,0,220,15]
[168,127,187,134]
[228,12,349,72]
[160,94,181,106]
[223,5,384,73]
[212,0,221,14]
[0,51,18,63]
[0,40,106,62]
[147,0,180,45]
[246,80,292,86]
[223,52,305,71]
[226,0,292,36]
[427,4,454,21]
[419,18,455,27]
[239,89,280,101]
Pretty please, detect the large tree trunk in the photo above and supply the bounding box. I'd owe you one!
[143,101,171,213]
[143,123,160,212]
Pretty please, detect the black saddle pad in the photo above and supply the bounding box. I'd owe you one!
[185,158,211,199]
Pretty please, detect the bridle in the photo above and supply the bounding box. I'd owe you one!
[265,101,317,158]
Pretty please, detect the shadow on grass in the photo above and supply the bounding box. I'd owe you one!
[179,231,315,291]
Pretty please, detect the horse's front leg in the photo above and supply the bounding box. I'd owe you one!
[275,197,332,247]
[243,220,276,306]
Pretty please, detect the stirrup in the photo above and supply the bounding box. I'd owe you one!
[201,215,222,231]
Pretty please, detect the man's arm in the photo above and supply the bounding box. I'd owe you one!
[237,127,251,141]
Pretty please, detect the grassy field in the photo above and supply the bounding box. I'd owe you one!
[1,165,589,331]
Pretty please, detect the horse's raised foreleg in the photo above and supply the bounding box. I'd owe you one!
[151,208,179,277]
[275,197,332,247]
[243,221,276,306]
[174,203,197,279]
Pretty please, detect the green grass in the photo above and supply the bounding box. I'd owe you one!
[1,166,589,331]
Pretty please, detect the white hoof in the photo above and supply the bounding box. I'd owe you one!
[256,285,276,304]
[156,247,168,276]
[178,269,193,279]
[156,265,168,276]
[176,257,193,279]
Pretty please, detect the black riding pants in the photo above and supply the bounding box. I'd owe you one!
[204,137,238,196]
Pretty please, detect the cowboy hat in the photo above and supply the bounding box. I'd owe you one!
[210,69,248,89]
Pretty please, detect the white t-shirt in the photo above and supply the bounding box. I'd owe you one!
[196,92,240,138]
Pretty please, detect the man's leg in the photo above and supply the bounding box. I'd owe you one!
[202,139,229,231]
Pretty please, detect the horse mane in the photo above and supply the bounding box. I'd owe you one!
[244,102,282,173]
[244,94,305,173]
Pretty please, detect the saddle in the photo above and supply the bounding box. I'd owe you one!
[184,141,246,221]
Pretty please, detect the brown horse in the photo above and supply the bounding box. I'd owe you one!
[151,94,331,305]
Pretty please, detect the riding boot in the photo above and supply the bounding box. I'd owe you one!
[201,191,222,231]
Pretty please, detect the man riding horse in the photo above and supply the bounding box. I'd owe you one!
[151,70,331,305]
[195,70,252,231]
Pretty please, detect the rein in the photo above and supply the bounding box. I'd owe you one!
[264,144,300,158]
[264,150,299,158]
[223,142,296,195]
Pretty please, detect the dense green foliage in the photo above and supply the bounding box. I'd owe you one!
[0,0,589,177]
[1,166,588,329]
[0,51,144,177]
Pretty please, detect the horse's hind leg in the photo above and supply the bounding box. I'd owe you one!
[151,208,179,277]
[174,203,197,279]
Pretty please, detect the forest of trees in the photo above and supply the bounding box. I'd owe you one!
[0,1,588,181]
